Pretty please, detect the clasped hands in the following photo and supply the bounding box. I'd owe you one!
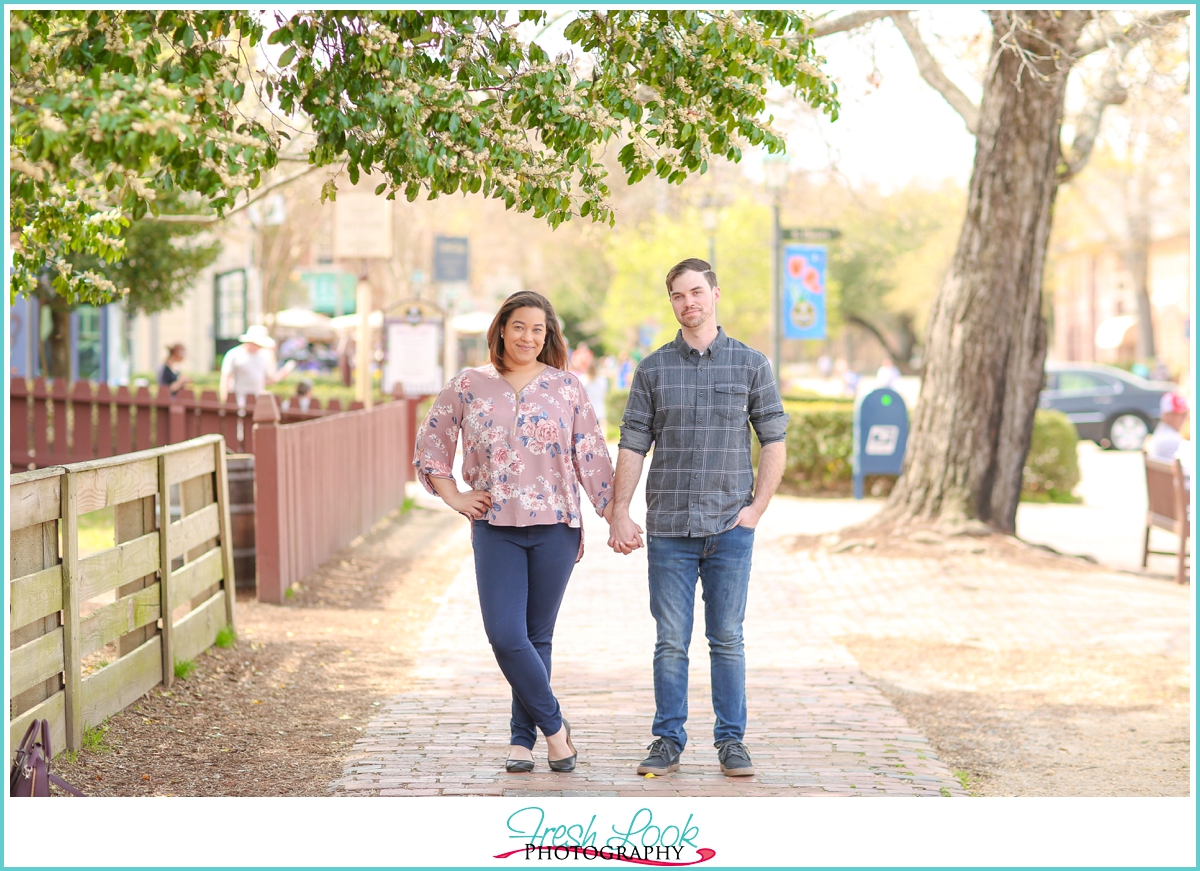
[606,508,645,555]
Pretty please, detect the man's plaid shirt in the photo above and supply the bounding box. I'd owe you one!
[618,327,789,537]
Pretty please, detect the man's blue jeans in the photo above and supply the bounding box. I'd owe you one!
[646,524,754,752]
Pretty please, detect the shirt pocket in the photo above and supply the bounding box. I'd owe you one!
[713,384,750,421]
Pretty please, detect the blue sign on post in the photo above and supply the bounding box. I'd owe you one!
[852,388,909,499]
[782,244,827,340]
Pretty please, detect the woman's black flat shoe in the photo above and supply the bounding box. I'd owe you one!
[505,757,534,773]
[548,718,577,773]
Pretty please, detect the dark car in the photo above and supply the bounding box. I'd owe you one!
[1039,363,1174,450]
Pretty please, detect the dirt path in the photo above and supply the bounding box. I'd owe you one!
[53,505,468,796]
[843,636,1191,796]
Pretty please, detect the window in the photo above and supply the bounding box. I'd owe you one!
[1057,371,1116,392]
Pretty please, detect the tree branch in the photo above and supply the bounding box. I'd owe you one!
[808,10,895,38]
[149,163,323,224]
[889,12,980,135]
[1074,10,1190,59]
[845,313,905,366]
[1059,45,1132,183]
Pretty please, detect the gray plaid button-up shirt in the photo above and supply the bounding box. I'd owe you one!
[618,327,789,537]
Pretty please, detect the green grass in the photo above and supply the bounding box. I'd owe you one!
[82,722,112,754]
[401,496,416,514]
[953,770,979,795]
[1020,488,1083,504]
[940,787,952,797]
[285,587,295,599]
[174,658,197,680]
[214,625,237,649]
[137,370,391,406]
[75,505,115,557]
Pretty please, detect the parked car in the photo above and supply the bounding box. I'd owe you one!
[1040,363,1174,450]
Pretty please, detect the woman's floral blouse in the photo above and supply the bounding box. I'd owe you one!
[414,365,614,545]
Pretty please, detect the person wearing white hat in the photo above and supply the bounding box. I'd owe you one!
[219,325,296,407]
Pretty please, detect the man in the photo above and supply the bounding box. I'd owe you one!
[608,258,789,778]
[1148,392,1188,463]
[219,325,295,407]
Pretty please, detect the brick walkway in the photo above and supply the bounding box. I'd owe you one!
[331,499,972,797]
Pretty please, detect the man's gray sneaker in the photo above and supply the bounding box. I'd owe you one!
[716,740,754,776]
[637,738,681,775]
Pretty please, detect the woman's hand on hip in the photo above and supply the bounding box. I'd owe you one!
[446,489,492,520]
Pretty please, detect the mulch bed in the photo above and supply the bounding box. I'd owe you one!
[51,505,466,797]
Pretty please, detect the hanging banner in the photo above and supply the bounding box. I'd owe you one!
[782,244,827,340]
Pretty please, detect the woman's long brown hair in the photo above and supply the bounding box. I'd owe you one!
[487,291,568,373]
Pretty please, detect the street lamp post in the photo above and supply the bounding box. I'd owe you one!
[763,156,789,386]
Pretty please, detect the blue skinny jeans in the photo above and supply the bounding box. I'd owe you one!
[472,520,580,749]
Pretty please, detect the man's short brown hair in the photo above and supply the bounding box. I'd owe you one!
[664,258,717,295]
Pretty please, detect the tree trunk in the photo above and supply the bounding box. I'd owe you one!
[1126,196,1156,362]
[881,11,1091,534]
[36,275,73,379]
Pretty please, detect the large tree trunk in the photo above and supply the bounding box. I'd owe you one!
[881,11,1091,534]
[1126,192,1156,362]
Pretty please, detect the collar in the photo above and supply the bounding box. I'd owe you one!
[673,326,726,360]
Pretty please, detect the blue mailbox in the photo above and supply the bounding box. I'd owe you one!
[853,388,909,499]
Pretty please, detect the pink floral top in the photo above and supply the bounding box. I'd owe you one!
[413,365,614,548]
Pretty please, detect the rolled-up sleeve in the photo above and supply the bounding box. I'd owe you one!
[412,380,463,495]
[748,359,789,446]
[571,391,615,515]
[617,364,655,456]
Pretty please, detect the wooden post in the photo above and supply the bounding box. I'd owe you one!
[213,439,238,630]
[156,455,175,688]
[60,474,83,751]
[356,281,373,409]
[252,392,284,604]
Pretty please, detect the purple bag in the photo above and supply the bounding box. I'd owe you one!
[9,719,84,797]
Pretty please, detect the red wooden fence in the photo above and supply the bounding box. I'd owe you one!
[10,378,359,472]
[252,392,413,604]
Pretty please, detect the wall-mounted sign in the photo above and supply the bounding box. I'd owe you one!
[782,244,827,340]
[433,236,470,283]
[781,227,842,242]
[333,188,393,260]
[384,321,443,396]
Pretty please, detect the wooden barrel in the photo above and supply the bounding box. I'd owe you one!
[226,453,257,590]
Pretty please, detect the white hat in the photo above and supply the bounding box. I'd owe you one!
[239,325,276,349]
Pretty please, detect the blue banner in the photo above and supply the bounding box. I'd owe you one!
[782,244,827,340]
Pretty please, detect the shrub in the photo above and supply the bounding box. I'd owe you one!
[1021,409,1081,503]
[607,393,1079,502]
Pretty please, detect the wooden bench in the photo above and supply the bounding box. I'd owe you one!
[1142,453,1190,584]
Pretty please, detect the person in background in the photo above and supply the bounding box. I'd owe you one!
[817,354,833,379]
[158,343,190,396]
[842,367,860,398]
[616,351,634,390]
[1148,392,1189,462]
[585,358,610,427]
[875,356,901,390]
[219,325,296,406]
[281,378,315,413]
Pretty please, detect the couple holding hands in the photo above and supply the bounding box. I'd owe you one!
[413,258,788,777]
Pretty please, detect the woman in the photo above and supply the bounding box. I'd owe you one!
[158,343,189,396]
[414,292,615,773]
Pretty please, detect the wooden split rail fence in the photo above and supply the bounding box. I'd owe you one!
[9,435,237,757]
